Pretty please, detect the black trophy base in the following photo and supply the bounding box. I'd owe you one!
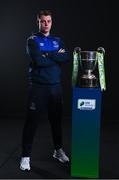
[79,78,98,88]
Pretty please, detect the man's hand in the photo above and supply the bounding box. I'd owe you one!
[42,52,48,57]
[41,50,65,58]
[58,48,65,53]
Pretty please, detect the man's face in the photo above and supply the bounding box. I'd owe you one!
[38,15,52,34]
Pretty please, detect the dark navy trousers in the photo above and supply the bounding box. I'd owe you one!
[21,83,63,157]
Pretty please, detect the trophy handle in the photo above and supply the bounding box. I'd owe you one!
[97,47,106,91]
[97,47,105,54]
[74,47,81,53]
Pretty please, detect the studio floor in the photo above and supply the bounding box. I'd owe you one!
[0,114,119,179]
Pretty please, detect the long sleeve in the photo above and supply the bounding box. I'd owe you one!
[27,38,56,67]
[48,39,70,63]
[26,33,70,84]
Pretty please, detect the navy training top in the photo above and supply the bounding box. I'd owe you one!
[26,32,70,85]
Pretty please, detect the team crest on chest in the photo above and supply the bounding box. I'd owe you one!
[53,41,59,48]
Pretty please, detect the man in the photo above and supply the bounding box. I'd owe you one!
[20,10,70,171]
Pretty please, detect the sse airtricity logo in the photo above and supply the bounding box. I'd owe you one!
[77,99,96,110]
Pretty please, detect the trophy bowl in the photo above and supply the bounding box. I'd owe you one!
[79,51,98,88]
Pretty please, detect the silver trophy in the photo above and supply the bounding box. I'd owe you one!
[74,47,105,88]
